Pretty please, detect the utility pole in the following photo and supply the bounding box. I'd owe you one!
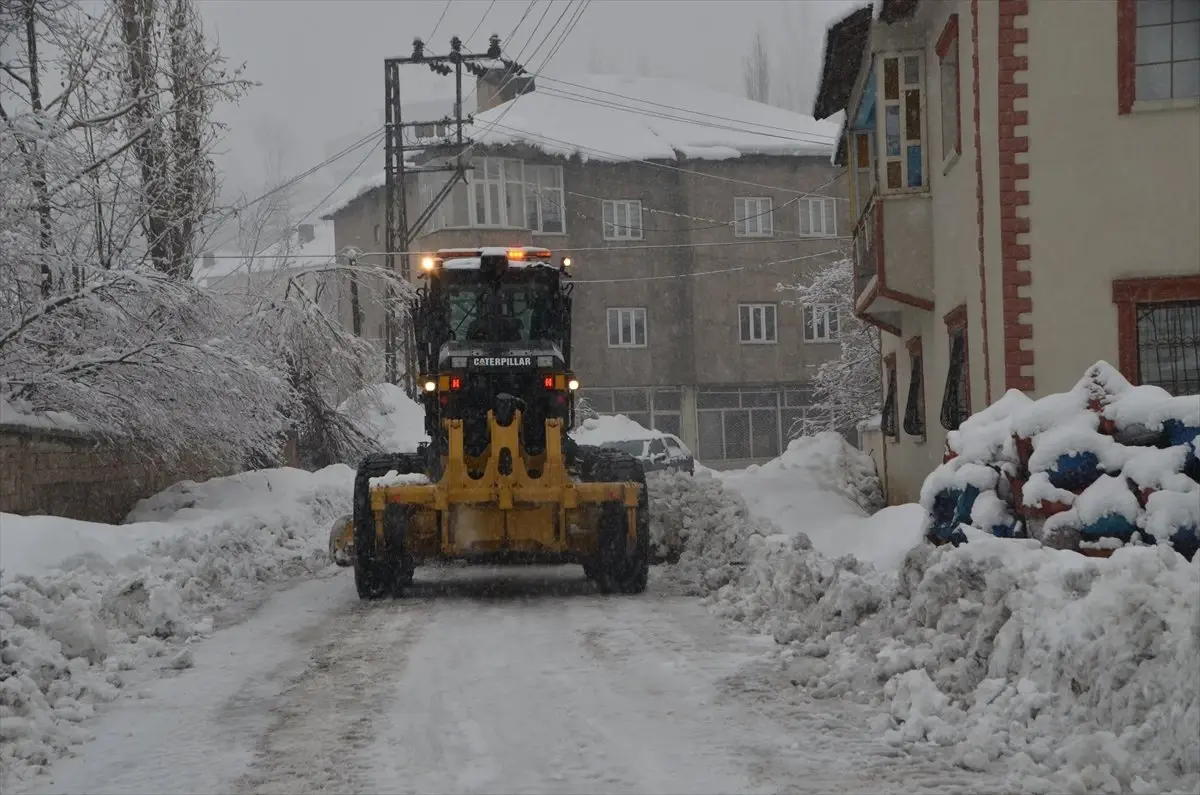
[382,33,527,395]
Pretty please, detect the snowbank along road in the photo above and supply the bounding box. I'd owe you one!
[13,565,1009,795]
[5,408,1195,794]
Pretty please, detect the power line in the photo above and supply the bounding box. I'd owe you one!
[204,136,384,288]
[188,236,847,260]
[533,74,837,141]
[570,248,846,284]
[532,0,589,74]
[427,0,453,42]
[465,0,496,42]
[535,85,835,148]
[453,0,589,164]
[543,169,848,238]
[452,0,539,113]
[202,127,383,253]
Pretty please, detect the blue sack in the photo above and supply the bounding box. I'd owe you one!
[1047,451,1102,491]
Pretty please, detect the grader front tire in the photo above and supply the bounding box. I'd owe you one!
[588,450,650,595]
[352,453,420,600]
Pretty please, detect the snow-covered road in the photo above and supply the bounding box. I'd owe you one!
[15,565,1006,795]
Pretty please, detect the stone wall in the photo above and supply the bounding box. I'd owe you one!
[0,424,237,524]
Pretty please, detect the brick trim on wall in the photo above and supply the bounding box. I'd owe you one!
[937,13,963,157]
[970,0,994,405]
[944,304,972,414]
[1112,275,1200,383]
[1116,0,1136,115]
[998,0,1035,393]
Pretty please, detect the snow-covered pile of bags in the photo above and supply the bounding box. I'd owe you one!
[922,361,1199,559]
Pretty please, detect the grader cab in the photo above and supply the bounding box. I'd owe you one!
[330,247,649,599]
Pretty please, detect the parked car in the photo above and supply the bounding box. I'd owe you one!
[605,432,695,475]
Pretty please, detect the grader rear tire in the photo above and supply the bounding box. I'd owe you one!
[588,450,650,595]
[352,452,420,600]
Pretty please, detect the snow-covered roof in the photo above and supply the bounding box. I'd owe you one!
[193,220,337,286]
[320,74,840,218]
[464,74,839,163]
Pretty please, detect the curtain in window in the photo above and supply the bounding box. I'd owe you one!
[903,354,925,436]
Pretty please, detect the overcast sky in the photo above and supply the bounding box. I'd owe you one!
[197,0,860,203]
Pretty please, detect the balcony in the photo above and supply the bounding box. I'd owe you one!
[852,192,935,335]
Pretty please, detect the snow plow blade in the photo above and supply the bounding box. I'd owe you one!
[347,409,650,599]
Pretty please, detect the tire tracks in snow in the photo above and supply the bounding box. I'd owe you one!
[231,597,435,795]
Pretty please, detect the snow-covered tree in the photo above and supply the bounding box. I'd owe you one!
[778,258,881,437]
[216,186,414,467]
[0,1,297,466]
[742,29,770,104]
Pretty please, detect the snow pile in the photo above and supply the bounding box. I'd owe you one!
[569,413,662,447]
[665,480,1200,790]
[717,431,904,569]
[922,362,1199,558]
[729,431,883,514]
[654,410,1200,790]
[0,465,353,784]
[862,534,1200,794]
[650,470,776,591]
[338,383,429,454]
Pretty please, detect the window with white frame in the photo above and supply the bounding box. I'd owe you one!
[607,307,647,347]
[739,303,777,344]
[878,52,926,191]
[797,197,837,236]
[1135,0,1200,102]
[803,304,840,342]
[602,200,643,240]
[470,157,525,227]
[524,164,565,233]
[734,197,773,237]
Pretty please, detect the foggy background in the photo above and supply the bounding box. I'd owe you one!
[197,0,860,219]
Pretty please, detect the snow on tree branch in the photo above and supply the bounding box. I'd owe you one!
[777,257,881,437]
[0,0,303,467]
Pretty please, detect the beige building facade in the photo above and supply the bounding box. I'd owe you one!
[816,0,1200,504]
[323,73,850,467]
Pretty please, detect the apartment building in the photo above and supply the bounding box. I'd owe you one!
[815,0,1200,503]
[322,71,849,467]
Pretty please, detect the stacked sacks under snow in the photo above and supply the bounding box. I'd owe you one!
[920,361,1199,559]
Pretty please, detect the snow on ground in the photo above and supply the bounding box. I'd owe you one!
[337,383,429,453]
[718,431,889,559]
[649,410,1200,793]
[0,465,353,787]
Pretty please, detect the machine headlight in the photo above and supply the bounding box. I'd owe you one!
[423,380,437,392]
[420,256,436,271]
[567,378,580,391]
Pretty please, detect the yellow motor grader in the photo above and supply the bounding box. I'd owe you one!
[329,247,649,599]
